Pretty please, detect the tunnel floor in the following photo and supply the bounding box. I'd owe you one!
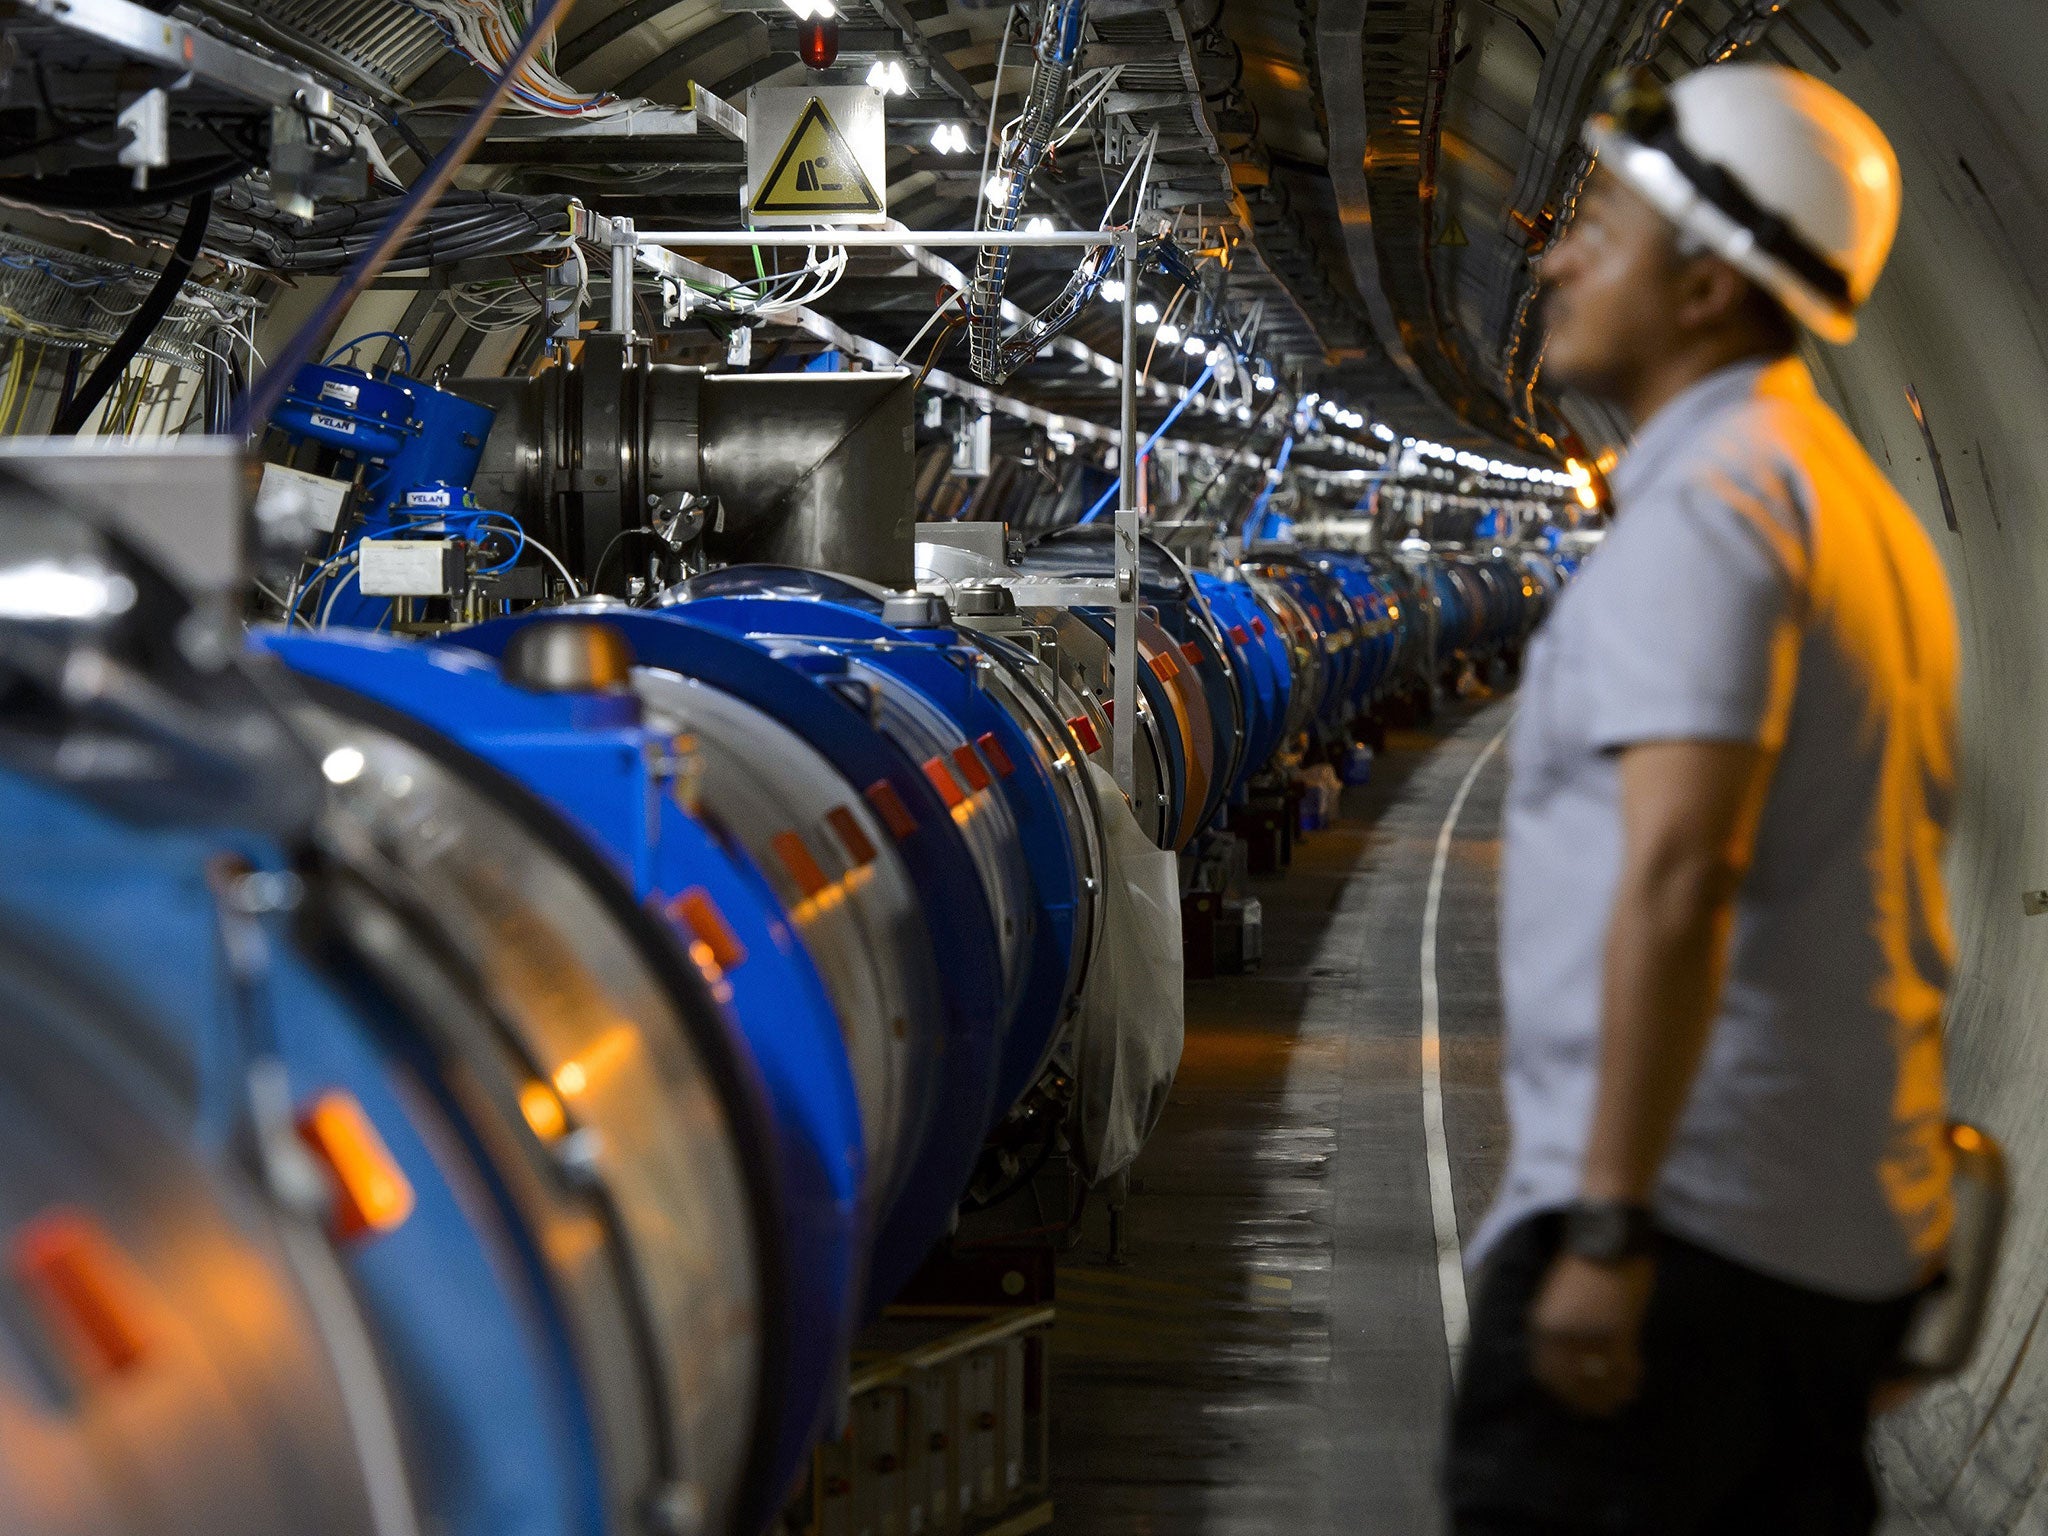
[1049,700,1515,1534]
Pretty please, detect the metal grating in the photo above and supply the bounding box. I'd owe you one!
[0,228,261,371]
[237,0,449,95]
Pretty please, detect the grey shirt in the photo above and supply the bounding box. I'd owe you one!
[1474,357,1958,1300]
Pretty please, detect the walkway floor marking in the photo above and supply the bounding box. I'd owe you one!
[1420,718,1510,1373]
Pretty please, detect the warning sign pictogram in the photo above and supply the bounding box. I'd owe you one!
[751,98,884,218]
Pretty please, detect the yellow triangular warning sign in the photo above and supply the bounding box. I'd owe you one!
[751,97,883,217]
[1436,213,1469,248]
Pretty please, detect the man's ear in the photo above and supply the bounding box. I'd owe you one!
[1674,255,1751,334]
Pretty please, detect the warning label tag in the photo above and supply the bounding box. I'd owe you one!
[750,96,884,219]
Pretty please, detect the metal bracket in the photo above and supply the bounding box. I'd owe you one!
[16,0,341,216]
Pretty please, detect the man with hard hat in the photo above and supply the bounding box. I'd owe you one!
[1445,63,1959,1534]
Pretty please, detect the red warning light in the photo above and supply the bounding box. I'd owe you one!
[798,16,839,68]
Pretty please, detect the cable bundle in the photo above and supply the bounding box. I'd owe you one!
[674,245,848,319]
[0,224,260,378]
[402,0,626,116]
[109,185,576,273]
[967,0,1088,384]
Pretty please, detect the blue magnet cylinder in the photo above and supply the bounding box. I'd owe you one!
[0,765,608,1536]
[256,627,861,1509]
[453,606,1016,1308]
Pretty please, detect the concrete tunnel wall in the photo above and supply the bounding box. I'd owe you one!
[1751,2,2048,1527]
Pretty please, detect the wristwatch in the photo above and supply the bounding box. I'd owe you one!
[1562,1200,1657,1264]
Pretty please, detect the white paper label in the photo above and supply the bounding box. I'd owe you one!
[359,539,452,596]
[254,461,351,533]
[310,411,356,435]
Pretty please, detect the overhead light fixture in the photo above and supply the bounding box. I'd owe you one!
[1371,422,1394,441]
[1182,332,1207,355]
[1253,369,1276,393]
[1022,215,1055,234]
[866,58,909,95]
[1318,400,1338,418]
[929,122,970,154]
[1156,321,1182,344]
[781,0,834,17]
[1135,301,1159,324]
[982,173,1013,206]
[1100,277,1127,303]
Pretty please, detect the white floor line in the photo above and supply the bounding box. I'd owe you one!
[1421,717,1511,1373]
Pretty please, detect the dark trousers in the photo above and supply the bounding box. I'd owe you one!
[1445,1214,1915,1536]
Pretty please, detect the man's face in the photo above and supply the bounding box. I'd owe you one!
[1537,169,1686,402]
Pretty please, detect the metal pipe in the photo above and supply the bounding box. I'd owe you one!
[1112,228,1138,801]
[609,214,636,340]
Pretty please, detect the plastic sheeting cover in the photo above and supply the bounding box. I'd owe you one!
[1070,761,1184,1184]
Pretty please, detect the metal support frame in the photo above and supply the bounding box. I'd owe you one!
[608,215,637,341]
[14,0,337,117]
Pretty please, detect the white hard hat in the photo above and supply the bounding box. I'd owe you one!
[1582,63,1901,343]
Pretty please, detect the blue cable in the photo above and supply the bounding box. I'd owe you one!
[323,331,415,372]
[1079,361,1219,524]
[472,521,525,574]
[1243,433,1296,547]
[287,511,526,627]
